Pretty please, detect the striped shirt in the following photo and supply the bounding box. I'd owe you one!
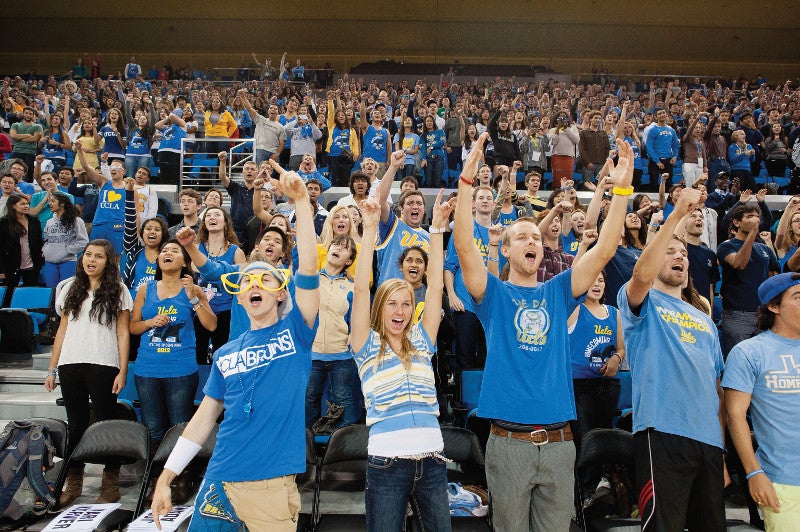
[353,324,440,435]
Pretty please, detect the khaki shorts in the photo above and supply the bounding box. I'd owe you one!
[763,482,800,532]
[189,475,300,532]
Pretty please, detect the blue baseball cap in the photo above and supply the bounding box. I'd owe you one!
[758,273,800,305]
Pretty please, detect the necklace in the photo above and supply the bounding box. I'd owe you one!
[235,332,259,418]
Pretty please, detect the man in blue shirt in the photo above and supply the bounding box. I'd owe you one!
[620,185,727,531]
[645,109,680,191]
[724,273,800,531]
[454,133,635,531]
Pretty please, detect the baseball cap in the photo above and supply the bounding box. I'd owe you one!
[758,273,800,305]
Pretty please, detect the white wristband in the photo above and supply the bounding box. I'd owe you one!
[163,436,203,476]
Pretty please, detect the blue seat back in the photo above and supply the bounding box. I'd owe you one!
[9,287,53,310]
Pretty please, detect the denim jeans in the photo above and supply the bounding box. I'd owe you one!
[720,309,759,358]
[423,155,445,188]
[125,154,152,174]
[42,261,77,288]
[452,310,486,370]
[135,372,199,443]
[305,359,359,429]
[365,454,451,532]
[254,149,276,166]
[402,164,417,179]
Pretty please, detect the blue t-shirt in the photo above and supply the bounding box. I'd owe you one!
[362,125,389,163]
[328,127,350,157]
[92,181,126,228]
[562,232,579,256]
[197,243,239,313]
[203,306,316,482]
[159,123,186,153]
[279,115,296,148]
[444,220,506,307]
[603,246,642,308]
[472,271,582,424]
[569,304,620,379]
[618,285,724,449]
[134,281,198,378]
[722,330,800,486]
[717,238,779,311]
[130,251,157,298]
[376,210,430,284]
[99,125,126,158]
[780,245,797,272]
[394,133,420,166]
[41,131,66,161]
[126,128,150,156]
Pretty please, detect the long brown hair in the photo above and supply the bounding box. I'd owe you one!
[197,206,240,247]
[370,279,419,370]
[62,239,124,326]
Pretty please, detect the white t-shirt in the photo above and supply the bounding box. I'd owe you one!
[55,279,133,368]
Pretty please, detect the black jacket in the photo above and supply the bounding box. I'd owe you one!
[0,214,44,276]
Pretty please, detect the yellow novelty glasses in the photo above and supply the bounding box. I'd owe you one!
[220,269,291,295]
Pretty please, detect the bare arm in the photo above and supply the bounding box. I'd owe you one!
[268,160,319,327]
[251,178,274,225]
[350,197,381,352]
[724,226,758,270]
[626,187,703,308]
[454,133,491,303]
[217,151,231,187]
[421,190,454,342]
[378,151,403,222]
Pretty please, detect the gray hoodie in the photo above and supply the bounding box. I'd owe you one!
[42,216,89,263]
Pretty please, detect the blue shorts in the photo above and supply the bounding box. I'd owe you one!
[89,222,124,255]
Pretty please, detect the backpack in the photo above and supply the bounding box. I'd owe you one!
[0,309,35,355]
[0,421,57,521]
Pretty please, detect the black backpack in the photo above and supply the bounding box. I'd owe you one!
[0,309,35,355]
[0,420,57,521]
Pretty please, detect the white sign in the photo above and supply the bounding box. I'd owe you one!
[127,506,193,531]
[42,504,121,531]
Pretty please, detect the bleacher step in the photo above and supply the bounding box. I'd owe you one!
[32,353,52,371]
[0,391,66,420]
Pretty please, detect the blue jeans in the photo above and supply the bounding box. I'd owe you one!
[423,155,445,188]
[365,454,451,532]
[254,149,275,166]
[135,373,199,443]
[42,260,77,288]
[305,359,359,429]
[125,154,151,174]
[720,309,759,358]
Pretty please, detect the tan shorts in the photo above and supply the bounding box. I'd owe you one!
[763,482,800,532]
[222,474,300,531]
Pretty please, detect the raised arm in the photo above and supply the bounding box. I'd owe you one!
[268,160,319,327]
[350,197,381,353]
[217,151,231,187]
[626,187,703,308]
[571,140,635,298]
[421,190,455,342]
[378,150,404,222]
[251,177,274,224]
[454,132,491,303]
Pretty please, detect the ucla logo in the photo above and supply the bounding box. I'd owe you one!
[594,324,612,336]
[764,354,800,392]
[514,305,549,345]
[680,330,696,344]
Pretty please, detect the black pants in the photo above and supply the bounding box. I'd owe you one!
[59,363,121,469]
[634,430,725,532]
[194,310,231,364]
[328,155,354,187]
[731,169,757,194]
[158,151,181,185]
[647,158,675,192]
[452,310,486,370]
[572,378,621,498]
[2,268,39,307]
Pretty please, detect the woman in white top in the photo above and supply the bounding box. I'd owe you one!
[44,239,133,506]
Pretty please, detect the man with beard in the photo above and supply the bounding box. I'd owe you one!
[619,186,729,531]
[680,207,720,304]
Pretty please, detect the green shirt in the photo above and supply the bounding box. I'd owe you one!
[11,121,43,155]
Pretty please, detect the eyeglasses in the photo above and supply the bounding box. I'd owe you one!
[220,269,290,295]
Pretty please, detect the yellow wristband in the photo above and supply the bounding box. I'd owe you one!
[612,186,634,197]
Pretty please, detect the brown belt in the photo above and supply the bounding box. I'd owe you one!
[490,423,573,445]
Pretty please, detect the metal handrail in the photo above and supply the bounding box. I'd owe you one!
[178,138,256,207]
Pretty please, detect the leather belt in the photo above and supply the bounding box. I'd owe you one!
[490,423,573,445]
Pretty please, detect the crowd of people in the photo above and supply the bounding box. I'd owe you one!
[1,62,799,531]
